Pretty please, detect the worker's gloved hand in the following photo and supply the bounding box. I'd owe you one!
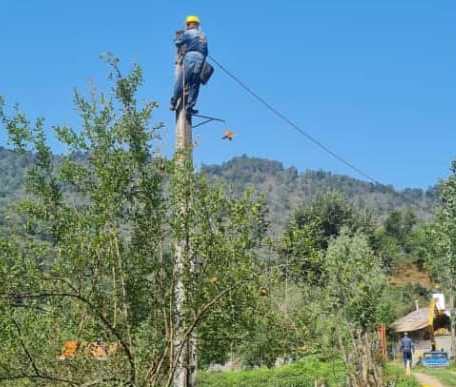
[175,30,184,38]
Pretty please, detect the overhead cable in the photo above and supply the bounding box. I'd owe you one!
[208,55,381,185]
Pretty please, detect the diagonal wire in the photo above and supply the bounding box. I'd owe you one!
[208,55,381,185]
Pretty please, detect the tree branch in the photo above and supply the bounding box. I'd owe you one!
[6,291,136,384]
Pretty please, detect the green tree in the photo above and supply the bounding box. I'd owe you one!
[293,192,372,250]
[383,209,417,252]
[0,58,267,386]
[278,192,375,285]
[320,230,387,386]
[371,208,424,271]
[422,160,456,359]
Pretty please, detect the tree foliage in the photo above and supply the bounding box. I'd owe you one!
[319,231,386,386]
[0,58,267,386]
[0,55,444,387]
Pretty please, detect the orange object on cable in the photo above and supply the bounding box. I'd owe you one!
[222,130,235,141]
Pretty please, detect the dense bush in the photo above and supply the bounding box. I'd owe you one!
[198,357,345,387]
[198,359,421,387]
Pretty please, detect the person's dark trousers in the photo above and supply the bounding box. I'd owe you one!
[403,351,412,367]
[172,51,204,112]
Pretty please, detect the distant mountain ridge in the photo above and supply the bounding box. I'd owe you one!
[201,155,437,230]
[0,148,437,231]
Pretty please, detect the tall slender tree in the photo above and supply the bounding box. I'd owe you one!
[424,161,456,359]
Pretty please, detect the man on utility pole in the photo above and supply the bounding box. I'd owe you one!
[172,15,208,387]
[170,15,208,116]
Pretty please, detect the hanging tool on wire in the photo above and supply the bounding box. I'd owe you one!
[192,113,235,141]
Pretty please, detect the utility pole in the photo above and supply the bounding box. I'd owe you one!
[173,76,197,387]
[175,100,192,153]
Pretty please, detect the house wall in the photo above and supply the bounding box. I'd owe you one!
[435,335,452,354]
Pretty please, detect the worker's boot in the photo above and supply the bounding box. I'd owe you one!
[169,97,177,111]
[185,109,198,120]
[186,105,198,115]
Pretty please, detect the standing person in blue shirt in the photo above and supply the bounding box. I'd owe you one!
[170,15,208,116]
[400,332,415,373]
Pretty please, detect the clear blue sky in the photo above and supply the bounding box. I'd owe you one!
[0,1,454,189]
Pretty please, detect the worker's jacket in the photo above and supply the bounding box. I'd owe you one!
[175,28,208,58]
[400,337,414,352]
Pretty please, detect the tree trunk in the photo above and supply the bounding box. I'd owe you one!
[338,330,383,387]
[450,293,456,360]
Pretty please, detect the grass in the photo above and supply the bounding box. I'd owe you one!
[385,364,420,387]
[420,366,456,387]
[198,358,421,387]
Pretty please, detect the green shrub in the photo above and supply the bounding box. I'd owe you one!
[199,360,422,387]
[198,356,345,387]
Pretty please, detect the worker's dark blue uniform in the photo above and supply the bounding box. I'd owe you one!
[400,336,414,367]
[171,28,208,113]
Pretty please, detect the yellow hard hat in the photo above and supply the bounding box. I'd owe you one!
[186,15,200,25]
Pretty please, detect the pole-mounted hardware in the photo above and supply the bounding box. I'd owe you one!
[192,114,235,141]
[192,113,225,128]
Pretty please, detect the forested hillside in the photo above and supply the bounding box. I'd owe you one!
[0,148,438,232]
[202,155,438,230]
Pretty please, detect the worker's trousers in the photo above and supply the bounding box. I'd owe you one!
[173,51,205,111]
[403,351,412,368]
